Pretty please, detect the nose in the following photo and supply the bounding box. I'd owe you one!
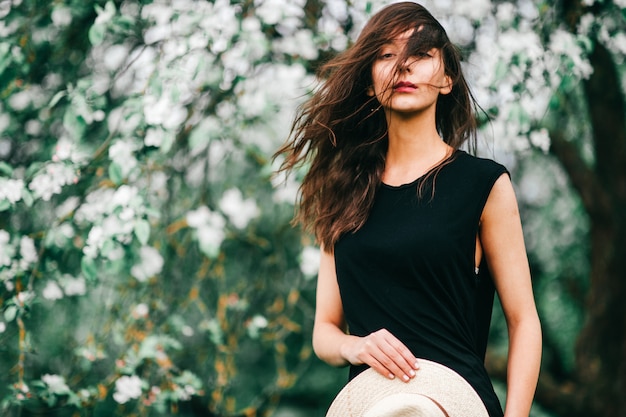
[398,58,413,73]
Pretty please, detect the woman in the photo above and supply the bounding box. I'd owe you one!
[275,2,541,416]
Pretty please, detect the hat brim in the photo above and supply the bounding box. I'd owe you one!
[325,358,489,417]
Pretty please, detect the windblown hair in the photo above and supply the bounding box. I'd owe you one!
[275,2,479,251]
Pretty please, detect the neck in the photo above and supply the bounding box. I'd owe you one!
[385,109,449,161]
[382,110,452,185]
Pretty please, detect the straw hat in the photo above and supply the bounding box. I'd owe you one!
[325,358,489,417]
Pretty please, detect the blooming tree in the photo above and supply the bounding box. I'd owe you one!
[0,0,625,416]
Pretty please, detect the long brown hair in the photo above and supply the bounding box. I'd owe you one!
[275,2,479,251]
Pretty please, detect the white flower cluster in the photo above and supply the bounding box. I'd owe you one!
[0,178,23,204]
[186,206,226,258]
[247,314,269,339]
[42,274,87,301]
[76,185,148,260]
[109,139,140,179]
[41,374,70,395]
[113,375,143,404]
[0,232,39,294]
[130,246,164,282]
[299,246,321,278]
[0,230,14,268]
[28,163,77,202]
[218,188,260,230]
[270,163,300,205]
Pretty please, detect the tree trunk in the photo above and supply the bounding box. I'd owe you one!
[548,39,626,416]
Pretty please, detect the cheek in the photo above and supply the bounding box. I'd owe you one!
[372,65,395,92]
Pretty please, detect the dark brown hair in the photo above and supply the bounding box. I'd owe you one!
[275,2,479,251]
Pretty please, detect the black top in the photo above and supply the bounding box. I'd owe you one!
[334,150,507,417]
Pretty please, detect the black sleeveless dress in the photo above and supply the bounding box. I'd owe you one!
[334,150,507,417]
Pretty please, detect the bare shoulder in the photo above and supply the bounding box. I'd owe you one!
[481,173,519,224]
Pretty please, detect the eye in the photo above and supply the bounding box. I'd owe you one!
[379,52,396,60]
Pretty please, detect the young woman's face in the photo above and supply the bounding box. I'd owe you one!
[368,30,451,115]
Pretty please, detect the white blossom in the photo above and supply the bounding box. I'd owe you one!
[247,314,269,338]
[112,375,143,404]
[130,246,164,281]
[529,129,551,153]
[28,163,77,202]
[271,168,299,205]
[0,322,5,333]
[549,29,593,79]
[41,374,70,394]
[61,275,86,296]
[132,303,149,318]
[299,246,321,278]
[186,206,212,228]
[250,315,268,329]
[144,127,164,147]
[54,139,74,162]
[25,120,42,136]
[19,236,37,265]
[255,0,305,27]
[495,3,516,26]
[186,206,226,258]
[84,225,105,258]
[0,178,23,204]
[103,44,129,72]
[219,188,260,230]
[51,6,72,27]
[95,1,116,25]
[0,230,13,267]
[8,89,31,111]
[109,139,138,178]
[74,188,115,224]
[42,281,64,301]
[517,0,539,21]
[0,113,10,134]
[182,325,194,337]
[143,93,188,129]
[17,291,35,305]
[274,29,318,60]
[110,185,139,208]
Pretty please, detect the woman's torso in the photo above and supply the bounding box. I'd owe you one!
[333,150,507,417]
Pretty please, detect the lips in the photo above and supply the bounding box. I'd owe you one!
[393,81,417,90]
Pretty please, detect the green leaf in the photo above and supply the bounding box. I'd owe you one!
[81,256,98,283]
[0,161,13,176]
[134,219,150,245]
[495,59,508,82]
[0,199,11,212]
[0,43,11,74]
[21,189,33,207]
[48,91,67,108]
[63,108,86,140]
[109,162,124,185]
[4,305,17,322]
[88,24,106,46]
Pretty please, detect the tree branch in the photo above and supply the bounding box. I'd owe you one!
[548,130,611,221]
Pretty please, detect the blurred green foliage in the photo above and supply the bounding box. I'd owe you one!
[0,0,624,416]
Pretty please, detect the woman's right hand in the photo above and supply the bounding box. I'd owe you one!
[313,250,419,382]
[341,328,420,382]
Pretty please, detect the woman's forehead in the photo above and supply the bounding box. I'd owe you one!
[382,28,440,54]
[385,25,434,45]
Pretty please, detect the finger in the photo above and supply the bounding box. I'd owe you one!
[375,342,415,381]
[380,333,420,374]
[365,355,397,380]
[358,337,409,381]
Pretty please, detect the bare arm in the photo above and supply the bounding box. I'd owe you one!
[480,174,542,417]
[312,248,420,382]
